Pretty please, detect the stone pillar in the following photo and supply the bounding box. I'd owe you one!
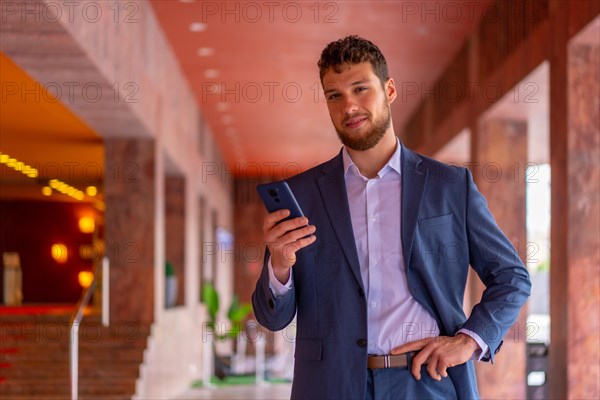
[105,138,155,325]
[549,12,600,398]
[548,5,570,396]
[233,179,268,305]
[198,196,206,291]
[165,176,185,306]
[560,28,599,399]
[471,119,528,399]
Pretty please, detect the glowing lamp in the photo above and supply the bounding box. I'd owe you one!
[79,244,98,260]
[78,271,94,288]
[42,186,52,196]
[86,186,97,196]
[78,217,95,233]
[51,244,68,263]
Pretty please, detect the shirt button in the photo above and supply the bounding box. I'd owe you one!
[370,301,377,309]
[371,259,377,266]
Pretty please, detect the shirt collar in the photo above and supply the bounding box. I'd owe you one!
[342,137,402,179]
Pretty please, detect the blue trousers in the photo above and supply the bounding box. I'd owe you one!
[364,366,458,400]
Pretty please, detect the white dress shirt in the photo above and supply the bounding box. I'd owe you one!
[269,139,488,358]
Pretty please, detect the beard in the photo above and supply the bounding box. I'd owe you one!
[334,103,392,151]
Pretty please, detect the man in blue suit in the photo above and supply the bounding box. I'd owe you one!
[252,35,531,399]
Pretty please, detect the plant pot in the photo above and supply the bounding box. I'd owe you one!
[165,275,178,308]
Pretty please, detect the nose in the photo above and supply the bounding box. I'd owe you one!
[341,95,359,115]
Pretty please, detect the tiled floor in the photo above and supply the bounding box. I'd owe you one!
[175,383,292,400]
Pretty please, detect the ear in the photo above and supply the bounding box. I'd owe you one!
[385,78,397,104]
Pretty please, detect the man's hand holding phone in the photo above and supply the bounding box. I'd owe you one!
[263,209,316,284]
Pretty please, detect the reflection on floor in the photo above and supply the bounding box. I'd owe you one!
[175,383,292,400]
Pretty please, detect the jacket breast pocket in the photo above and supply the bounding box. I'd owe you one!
[418,213,454,229]
[414,212,467,270]
[294,338,323,361]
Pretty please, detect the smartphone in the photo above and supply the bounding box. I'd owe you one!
[256,181,305,223]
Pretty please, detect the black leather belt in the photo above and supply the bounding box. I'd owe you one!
[367,352,428,369]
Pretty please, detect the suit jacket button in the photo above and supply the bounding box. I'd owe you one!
[268,299,275,309]
[357,339,367,348]
[358,288,365,297]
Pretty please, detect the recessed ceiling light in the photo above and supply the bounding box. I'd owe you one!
[216,102,228,112]
[197,47,215,57]
[189,22,207,32]
[204,69,220,79]
[221,115,234,125]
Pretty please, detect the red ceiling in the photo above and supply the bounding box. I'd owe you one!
[150,0,492,176]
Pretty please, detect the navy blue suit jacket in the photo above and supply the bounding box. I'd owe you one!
[252,145,531,399]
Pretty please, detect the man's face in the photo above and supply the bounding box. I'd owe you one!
[322,62,396,151]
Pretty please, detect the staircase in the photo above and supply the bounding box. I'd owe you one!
[0,311,150,400]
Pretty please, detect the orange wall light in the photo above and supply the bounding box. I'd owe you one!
[78,216,95,233]
[51,243,68,263]
[78,271,94,288]
[86,186,97,196]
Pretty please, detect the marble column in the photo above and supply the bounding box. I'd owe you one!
[233,179,270,305]
[565,31,600,399]
[548,3,569,396]
[165,176,186,306]
[549,15,600,399]
[104,138,155,325]
[471,118,528,399]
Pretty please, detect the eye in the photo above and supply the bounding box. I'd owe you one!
[326,93,340,101]
[355,86,368,93]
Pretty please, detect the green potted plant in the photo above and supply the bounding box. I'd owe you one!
[165,261,178,308]
[201,281,252,378]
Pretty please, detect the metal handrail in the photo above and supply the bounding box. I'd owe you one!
[70,256,109,400]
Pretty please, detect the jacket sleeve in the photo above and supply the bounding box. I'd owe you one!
[251,248,297,331]
[460,169,531,362]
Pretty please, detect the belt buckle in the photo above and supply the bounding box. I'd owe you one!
[384,354,390,368]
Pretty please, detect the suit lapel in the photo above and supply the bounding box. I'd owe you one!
[316,152,364,290]
[401,145,428,270]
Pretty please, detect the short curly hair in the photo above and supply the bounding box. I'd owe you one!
[318,35,389,85]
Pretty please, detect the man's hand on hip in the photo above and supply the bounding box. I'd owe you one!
[390,334,479,381]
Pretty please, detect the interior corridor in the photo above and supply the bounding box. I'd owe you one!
[1,1,598,399]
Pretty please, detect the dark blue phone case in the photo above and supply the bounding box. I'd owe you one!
[256,181,305,222]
